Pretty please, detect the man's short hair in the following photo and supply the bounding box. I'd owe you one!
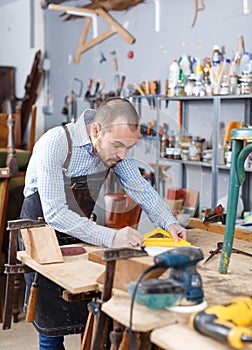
[94,97,139,132]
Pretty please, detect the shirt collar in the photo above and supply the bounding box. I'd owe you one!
[72,109,95,148]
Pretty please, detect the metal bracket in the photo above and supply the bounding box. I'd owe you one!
[103,247,148,261]
[4,263,32,274]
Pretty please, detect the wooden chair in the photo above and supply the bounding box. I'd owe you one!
[0,104,19,323]
[0,102,37,325]
[0,104,36,172]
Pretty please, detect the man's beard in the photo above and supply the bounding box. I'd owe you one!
[94,138,121,167]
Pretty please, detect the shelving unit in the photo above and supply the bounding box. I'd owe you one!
[130,94,252,210]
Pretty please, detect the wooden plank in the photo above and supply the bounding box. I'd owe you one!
[88,250,164,292]
[20,226,63,264]
[150,323,238,350]
[188,218,252,242]
[74,17,92,64]
[17,245,105,294]
[96,8,135,44]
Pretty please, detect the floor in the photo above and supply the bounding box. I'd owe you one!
[0,260,82,350]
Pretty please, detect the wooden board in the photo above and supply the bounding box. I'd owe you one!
[88,250,164,292]
[17,244,105,294]
[150,323,248,350]
[188,218,252,242]
[20,226,63,264]
[102,290,176,332]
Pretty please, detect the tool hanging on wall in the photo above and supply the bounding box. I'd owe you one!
[111,50,119,71]
[99,51,107,63]
[61,78,83,123]
[191,0,205,28]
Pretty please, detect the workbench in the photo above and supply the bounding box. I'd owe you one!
[17,228,252,350]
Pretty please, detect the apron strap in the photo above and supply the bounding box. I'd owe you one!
[63,125,72,170]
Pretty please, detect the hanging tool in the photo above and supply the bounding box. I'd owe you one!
[84,78,93,100]
[99,51,107,63]
[190,296,252,349]
[203,241,252,264]
[135,82,145,96]
[150,79,157,108]
[191,0,205,28]
[141,81,151,107]
[111,50,118,71]
[115,75,126,96]
[128,246,204,309]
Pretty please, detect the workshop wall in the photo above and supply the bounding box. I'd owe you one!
[43,0,252,214]
[0,0,252,216]
[44,0,252,130]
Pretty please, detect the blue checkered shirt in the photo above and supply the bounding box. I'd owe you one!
[24,110,177,247]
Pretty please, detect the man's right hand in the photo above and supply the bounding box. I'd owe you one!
[112,226,144,248]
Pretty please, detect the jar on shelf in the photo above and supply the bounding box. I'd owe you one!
[191,136,204,160]
[224,141,232,167]
[184,75,196,96]
[229,74,238,95]
[160,132,169,158]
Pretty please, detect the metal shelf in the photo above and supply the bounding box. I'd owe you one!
[130,94,252,208]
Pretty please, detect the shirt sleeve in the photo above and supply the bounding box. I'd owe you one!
[112,157,178,229]
[27,128,116,247]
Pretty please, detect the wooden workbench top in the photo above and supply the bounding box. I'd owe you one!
[17,244,105,294]
[101,228,252,349]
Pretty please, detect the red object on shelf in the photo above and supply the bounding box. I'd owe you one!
[167,188,186,201]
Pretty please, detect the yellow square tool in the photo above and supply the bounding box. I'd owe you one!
[144,227,191,247]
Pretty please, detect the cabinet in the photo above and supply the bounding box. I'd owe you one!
[130,94,252,211]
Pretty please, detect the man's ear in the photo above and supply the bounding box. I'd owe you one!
[91,123,101,138]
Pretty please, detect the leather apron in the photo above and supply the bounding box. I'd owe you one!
[21,125,110,336]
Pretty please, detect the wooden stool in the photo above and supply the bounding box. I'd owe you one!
[219,128,252,273]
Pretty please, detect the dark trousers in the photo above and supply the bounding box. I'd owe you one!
[20,192,90,346]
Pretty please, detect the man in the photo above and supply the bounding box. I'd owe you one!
[20,97,187,349]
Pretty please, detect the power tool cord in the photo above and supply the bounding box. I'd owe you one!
[128,264,161,349]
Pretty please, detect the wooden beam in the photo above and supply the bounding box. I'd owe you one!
[74,17,92,64]
[48,4,96,15]
[74,28,116,62]
[95,8,135,44]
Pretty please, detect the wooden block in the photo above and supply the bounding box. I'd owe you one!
[88,251,164,292]
[20,226,63,264]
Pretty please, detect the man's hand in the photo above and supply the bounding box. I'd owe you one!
[112,226,144,248]
[166,223,188,242]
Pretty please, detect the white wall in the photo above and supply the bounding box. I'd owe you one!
[0,0,45,139]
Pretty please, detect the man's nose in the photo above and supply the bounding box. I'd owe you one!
[116,148,127,160]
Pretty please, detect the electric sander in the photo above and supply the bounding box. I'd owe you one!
[128,246,205,310]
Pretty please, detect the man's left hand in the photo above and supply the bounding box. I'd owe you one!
[166,223,188,242]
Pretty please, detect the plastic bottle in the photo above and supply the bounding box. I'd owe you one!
[239,52,250,75]
[178,55,191,80]
[212,45,222,65]
[247,57,252,73]
[168,60,180,90]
